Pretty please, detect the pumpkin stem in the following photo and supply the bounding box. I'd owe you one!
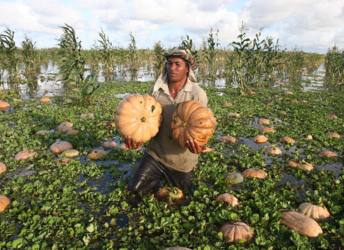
[141,117,146,122]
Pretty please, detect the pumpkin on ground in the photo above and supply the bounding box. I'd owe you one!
[298,202,330,221]
[287,160,314,171]
[0,162,7,175]
[115,94,162,143]
[220,135,237,144]
[281,136,295,144]
[62,149,80,158]
[267,146,282,156]
[102,140,117,149]
[216,193,239,207]
[260,127,275,134]
[327,132,341,139]
[220,222,253,243]
[0,195,10,213]
[280,211,323,237]
[171,100,216,148]
[0,100,10,111]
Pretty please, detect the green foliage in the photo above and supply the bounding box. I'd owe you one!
[325,46,344,87]
[203,29,220,86]
[152,41,165,80]
[57,24,99,105]
[127,33,138,81]
[225,24,280,94]
[96,29,114,81]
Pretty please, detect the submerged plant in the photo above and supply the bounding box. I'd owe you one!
[58,24,99,104]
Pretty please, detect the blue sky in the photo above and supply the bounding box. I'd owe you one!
[0,0,343,53]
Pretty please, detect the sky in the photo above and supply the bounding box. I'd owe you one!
[0,0,343,53]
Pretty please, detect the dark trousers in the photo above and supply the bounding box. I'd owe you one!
[128,153,193,195]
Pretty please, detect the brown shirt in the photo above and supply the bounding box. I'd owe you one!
[146,76,208,172]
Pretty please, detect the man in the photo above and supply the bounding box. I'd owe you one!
[126,48,208,197]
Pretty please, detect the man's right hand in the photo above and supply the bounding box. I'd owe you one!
[124,137,143,150]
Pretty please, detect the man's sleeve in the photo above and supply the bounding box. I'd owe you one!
[195,86,208,107]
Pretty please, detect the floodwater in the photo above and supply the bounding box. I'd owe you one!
[0,62,326,99]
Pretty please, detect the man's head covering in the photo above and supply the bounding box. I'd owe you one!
[160,47,197,83]
[165,48,196,70]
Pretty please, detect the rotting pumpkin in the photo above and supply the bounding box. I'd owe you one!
[115,94,162,143]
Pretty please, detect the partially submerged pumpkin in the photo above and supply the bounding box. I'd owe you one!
[280,211,323,237]
[281,136,295,144]
[220,222,253,243]
[220,135,237,144]
[225,172,244,185]
[267,146,282,156]
[216,193,239,207]
[298,202,330,221]
[287,160,314,171]
[260,127,275,134]
[0,195,10,213]
[319,150,337,158]
[171,100,216,148]
[258,118,271,126]
[156,187,184,205]
[0,100,10,111]
[0,162,7,175]
[242,168,268,179]
[87,149,107,160]
[254,135,268,144]
[115,94,162,143]
[327,132,341,139]
[50,141,73,155]
[14,150,37,161]
[40,96,51,104]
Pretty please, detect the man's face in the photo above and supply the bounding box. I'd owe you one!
[166,57,189,83]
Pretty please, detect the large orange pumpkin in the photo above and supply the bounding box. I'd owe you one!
[171,100,216,148]
[115,95,162,143]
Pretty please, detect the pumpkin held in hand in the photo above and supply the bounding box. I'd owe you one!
[171,100,216,148]
[115,95,162,143]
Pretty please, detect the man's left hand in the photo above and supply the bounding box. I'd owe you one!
[185,139,206,154]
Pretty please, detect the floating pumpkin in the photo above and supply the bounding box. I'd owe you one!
[254,135,268,144]
[258,118,271,126]
[319,150,337,158]
[0,162,7,175]
[305,134,313,140]
[57,122,73,133]
[242,168,267,179]
[220,222,253,243]
[0,100,10,111]
[298,202,330,221]
[220,135,237,144]
[14,150,37,161]
[228,112,240,118]
[287,160,314,171]
[50,141,73,155]
[102,140,117,149]
[216,193,239,207]
[327,132,341,139]
[280,211,322,237]
[281,136,295,144]
[62,149,79,158]
[40,96,51,104]
[171,100,216,148]
[260,127,275,134]
[156,187,184,205]
[87,149,107,160]
[267,146,282,156]
[0,195,10,213]
[225,172,244,185]
[115,94,162,143]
